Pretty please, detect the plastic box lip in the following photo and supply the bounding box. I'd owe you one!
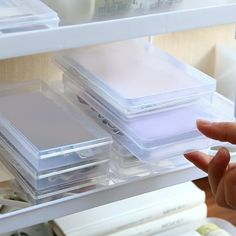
[56,39,216,117]
[0,80,112,168]
[0,0,59,31]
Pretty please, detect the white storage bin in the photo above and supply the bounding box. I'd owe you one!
[0,0,59,34]
[0,80,112,171]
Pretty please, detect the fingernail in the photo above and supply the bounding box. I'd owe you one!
[196,119,212,127]
[212,149,222,163]
[212,148,230,163]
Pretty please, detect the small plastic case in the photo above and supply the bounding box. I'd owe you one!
[56,39,216,120]
[0,135,109,191]
[0,80,112,171]
[63,77,235,163]
[0,151,109,204]
[0,0,59,34]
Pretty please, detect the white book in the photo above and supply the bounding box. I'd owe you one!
[107,204,207,236]
[52,182,205,236]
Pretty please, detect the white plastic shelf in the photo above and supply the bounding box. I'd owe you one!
[1,0,236,59]
[0,166,206,234]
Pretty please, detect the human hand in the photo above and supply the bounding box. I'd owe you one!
[184,120,236,209]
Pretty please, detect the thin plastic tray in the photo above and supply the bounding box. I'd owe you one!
[63,78,235,163]
[0,80,112,171]
[0,135,109,191]
[0,0,59,33]
[56,39,216,119]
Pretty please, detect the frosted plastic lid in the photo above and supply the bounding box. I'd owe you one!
[0,80,112,170]
[0,0,59,32]
[56,39,216,117]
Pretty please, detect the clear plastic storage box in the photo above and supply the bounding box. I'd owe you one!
[0,151,109,204]
[0,135,110,191]
[63,77,213,163]
[56,39,216,120]
[0,0,59,34]
[63,76,235,163]
[0,80,112,171]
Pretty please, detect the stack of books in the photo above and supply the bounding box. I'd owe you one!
[50,182,207,236]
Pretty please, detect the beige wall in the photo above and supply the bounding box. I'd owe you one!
[0,24,235,83]
[0,53,61,83]
[154,24,236,76]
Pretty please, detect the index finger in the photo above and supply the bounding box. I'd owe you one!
[184,151,212,173]
[197,120,236,144]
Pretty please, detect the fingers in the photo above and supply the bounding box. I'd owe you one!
[185,148,232,209]
[214,176,229,208]
[224,166,236,209]
[184,151,212,173]
[197,120,236,144]
[208,148,230,195]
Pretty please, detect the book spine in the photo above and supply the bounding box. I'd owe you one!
[108,204,207,236]
[71,193,205,236]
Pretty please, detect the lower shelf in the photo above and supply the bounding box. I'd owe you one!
[0,165,206,234]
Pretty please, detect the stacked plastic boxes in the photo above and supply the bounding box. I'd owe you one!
[56,39,228,181]
[0,0,59,34]
[0,80,112,204]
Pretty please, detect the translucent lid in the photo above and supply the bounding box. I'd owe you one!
[0,0,59,32]
[0,80,112,170]
[56,39,216,117]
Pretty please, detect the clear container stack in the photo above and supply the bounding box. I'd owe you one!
[0,80,112,204]
[55,39,228,181]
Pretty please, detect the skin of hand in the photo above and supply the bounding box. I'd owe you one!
[184,120,236,209]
